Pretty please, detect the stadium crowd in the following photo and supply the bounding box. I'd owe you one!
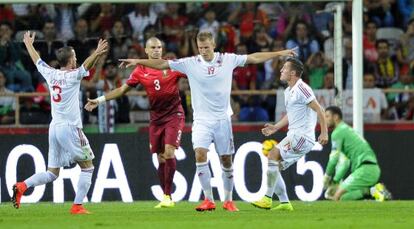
[1,1,414,125]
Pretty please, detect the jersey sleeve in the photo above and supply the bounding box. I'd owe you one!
[333,153,350,183]
[298,83,316,104]
[168,58,191,74]
[35,59,56,81]
[226,53,247,68]
[126,66,142,88]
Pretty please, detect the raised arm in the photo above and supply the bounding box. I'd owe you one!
[22,31,40,64]
[119,59,170,70]
[308,100,328,145]
[82,39,108,70]
[84,84,132,112]
[246,48,297,65]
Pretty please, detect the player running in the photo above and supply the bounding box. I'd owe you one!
[85,37,185,208]
[119,31,296,212]
[12,31,108,214]
[252,57,328,211]
[323,106,391,201]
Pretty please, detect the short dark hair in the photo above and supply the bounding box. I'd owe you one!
[56,46,74,67]
[376,39,389,48]
[326,106,343,119]
[285,57,304,77]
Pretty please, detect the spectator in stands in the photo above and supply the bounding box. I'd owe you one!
[67,19,98,63]
[127,3,158,41]
[363,72,389,121]
[13,4,44,31]
[368,0,399,27]
[286,20,320,63]
[275,3,312,40]
[0,4,15,25]
[179,25,198,57]
[0,21,33,92]
[403,96,414,120]
[397,18,414,66]
[199,9,219,40]
[232,44,257,106]
[363,20,378,63]
[322,71,335,90]
[262,39,285,90]
[387,65,414,119]
[398,0,414,28]
[19,97,50,124]
[239,96,269,122]
[373,39,400,88]
[306,51,333,89]
[96,60,130,123]
[228,2,269,41]
[34,20,64,63]
[53,4,76,41]
[109,20,132,61]
[0,70,15,124]
[162,3,188,53]
[90,3,115,34]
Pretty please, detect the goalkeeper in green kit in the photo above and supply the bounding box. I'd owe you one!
[323,106,391,201]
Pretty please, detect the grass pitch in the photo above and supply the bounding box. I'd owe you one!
[0,201,413,229]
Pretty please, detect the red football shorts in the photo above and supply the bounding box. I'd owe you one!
[149,115,185,154]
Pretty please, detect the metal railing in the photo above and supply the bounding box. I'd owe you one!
[1,88,414,126]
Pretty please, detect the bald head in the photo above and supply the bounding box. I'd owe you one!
[145,37,163,59]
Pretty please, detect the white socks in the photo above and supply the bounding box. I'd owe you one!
[265,160,280,197]
[25,171,57,188]
[221,166,234,201]
[196,162,214,201]
[74,167,94,205]
[274,175,289,203]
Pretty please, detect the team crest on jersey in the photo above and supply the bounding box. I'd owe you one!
[162,70,168,78]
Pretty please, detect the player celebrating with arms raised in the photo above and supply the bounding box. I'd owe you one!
[85,37,186,208]
[119,31,295,212]
[252,57,328,211]
[12,31,108,214]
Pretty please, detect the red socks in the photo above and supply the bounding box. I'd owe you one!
[164,158,176,195]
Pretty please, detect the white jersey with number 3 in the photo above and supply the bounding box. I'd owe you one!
[168,52,247,120]
[35,59,89,128]
[285,79,317,141]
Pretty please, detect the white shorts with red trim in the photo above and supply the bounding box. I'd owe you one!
[48,123,94,168]
[276,133,315,170]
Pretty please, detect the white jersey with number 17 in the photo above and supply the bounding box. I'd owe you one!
[35,59,89,128]
[168,52,247,120]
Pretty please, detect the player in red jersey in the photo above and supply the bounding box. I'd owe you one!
[85,37,186,208]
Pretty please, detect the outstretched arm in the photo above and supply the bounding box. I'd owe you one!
[246,48,297,65]
[22,31,40,64]
[119,59,170,70]
[84,84,132,112]
[83,39,108,70]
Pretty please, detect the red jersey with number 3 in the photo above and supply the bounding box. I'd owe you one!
[126,65,186,123]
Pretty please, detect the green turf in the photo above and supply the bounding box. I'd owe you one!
[0,201,413,228]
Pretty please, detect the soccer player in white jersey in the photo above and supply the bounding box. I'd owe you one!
[252,57,328,211]
[12,31,108,214]
[119,31,295,212]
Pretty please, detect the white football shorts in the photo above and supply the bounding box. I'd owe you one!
[192,118,235,156]
[277,133,316,170]
[48,123,94,168]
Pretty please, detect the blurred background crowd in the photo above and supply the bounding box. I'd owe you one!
[1,1,414,125]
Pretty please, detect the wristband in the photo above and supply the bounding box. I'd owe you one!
[97,96,106,104]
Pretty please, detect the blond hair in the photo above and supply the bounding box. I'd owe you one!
[196,31,214,42]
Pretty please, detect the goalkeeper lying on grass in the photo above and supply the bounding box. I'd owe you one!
[323,106,391,201]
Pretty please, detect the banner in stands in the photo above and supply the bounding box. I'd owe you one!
[275,89,388,123]
[0,131,413,203]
